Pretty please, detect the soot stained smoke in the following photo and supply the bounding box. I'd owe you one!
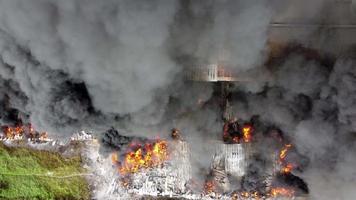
[0,1,355,199]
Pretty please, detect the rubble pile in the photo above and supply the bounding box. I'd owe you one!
[106,122,308,199]
[109,132,192,198]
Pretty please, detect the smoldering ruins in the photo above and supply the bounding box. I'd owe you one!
[0,0,356,199]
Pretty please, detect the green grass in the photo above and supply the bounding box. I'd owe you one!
[0,143,90,200]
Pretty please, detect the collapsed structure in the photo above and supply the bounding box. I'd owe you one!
[108,60,309,199]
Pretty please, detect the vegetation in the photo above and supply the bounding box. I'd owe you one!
[0,143,90,200]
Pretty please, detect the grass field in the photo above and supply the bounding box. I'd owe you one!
[0,143,90,200]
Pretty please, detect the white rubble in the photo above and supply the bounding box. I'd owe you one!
[70,130,94,141]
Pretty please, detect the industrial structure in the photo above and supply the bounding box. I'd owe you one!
[105,1,356,198]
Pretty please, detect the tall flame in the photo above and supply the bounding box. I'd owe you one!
[242,124,252,143]
[279,144,292,161]
[279,144,294,174]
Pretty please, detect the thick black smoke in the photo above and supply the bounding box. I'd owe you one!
[0,0,356,199]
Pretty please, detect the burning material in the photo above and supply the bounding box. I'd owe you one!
[231,191,261,200]
[270,187,295,198]
[223,119,254,144]
[204,180,216,195]
[279,144,294,174]
[230,188,295,199]
[242,124,253,143]
[0,123,51,142]
[39,132,48,141]
[109,132,192,198]
[112,139,169,175]
[106,120,307,200]
[279,144,292,161]
[2,124,24,139]
[282,163,294,174]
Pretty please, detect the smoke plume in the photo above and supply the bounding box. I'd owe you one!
[0,0,355,199]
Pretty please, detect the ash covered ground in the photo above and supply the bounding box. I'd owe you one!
[0,0,356,199]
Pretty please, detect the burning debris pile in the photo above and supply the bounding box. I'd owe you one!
[111,139,169,175]
[0,122,95,146]
[2,1,356,200]
[0,123,51,142]
[201,115,308,200]
[106,121,308,199]
[108,130,192,198]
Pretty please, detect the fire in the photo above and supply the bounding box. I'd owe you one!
[111,152,119,163]
[241,191,250,198]
[113,140,169,174]
[39,132,48,141]
[279,144,292,161]
[1,123,49,141]
[231,191,260,200]
[2,124,25,139]
[270,187,295,197]
[203,180,215,194]
[223,120,254,144]
[279,144,294,174]
[282,163,294,174]
[242,124,252,143]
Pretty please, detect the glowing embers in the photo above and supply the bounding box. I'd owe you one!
[112,139,169,175]
[231,191,260,200]
[231,188,295,199]
[270,187,295,198]
[279,144,294,174]
[203,180,216,194]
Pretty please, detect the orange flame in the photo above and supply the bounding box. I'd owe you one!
[232,191,261,200]
[270,187,295,197]
[113,140,169,174]
[279,144,292,161]
[279,144,294,174]
[203,180,215,194]
[242,124,252,143]
[282,163,294,174]
[2,125,25,139]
